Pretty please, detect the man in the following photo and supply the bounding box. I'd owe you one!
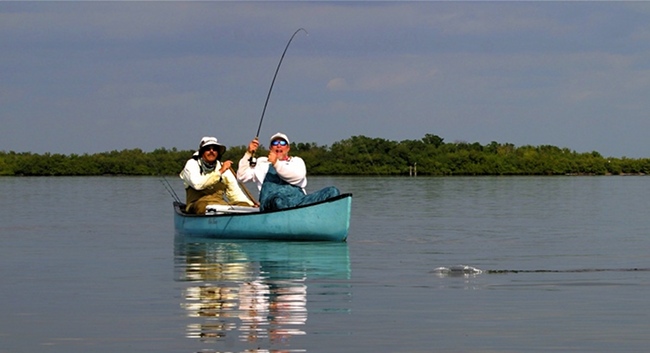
[237,132,340,211]
[180,136,254,214]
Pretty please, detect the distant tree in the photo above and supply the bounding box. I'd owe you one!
[422,133,444,148]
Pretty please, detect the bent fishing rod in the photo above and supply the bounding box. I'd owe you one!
[249,28,308,167]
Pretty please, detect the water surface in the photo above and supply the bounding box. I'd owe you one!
[1,176,648,352]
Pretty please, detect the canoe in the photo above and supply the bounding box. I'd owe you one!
[173,193,352,241]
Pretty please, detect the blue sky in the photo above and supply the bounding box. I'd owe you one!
[2,1,650,158]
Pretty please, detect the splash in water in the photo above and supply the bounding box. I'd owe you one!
[431,265,483,277]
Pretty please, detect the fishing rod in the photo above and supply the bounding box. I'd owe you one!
[249,28,308,167]
[160,176,182,203]
[229,166,258,206]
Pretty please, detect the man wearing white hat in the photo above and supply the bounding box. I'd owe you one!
[237,132,339,211]
[180,136,254,214]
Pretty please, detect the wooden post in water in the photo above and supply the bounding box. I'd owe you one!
[409,163,418,177]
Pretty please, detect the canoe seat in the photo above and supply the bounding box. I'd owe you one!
[205,204,260,215]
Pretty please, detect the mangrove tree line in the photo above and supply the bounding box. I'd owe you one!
[1,134,649,176]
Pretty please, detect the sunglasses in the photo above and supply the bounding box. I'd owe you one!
[271,140,288,146]
[202,146,220,152]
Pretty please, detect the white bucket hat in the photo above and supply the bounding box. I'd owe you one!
[198,136,226,159]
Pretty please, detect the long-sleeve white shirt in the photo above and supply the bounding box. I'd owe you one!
[180,158,253,205]
[237,152,307,193]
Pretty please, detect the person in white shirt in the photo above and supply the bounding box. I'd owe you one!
[237,132,340,211]
[180,136,254,214]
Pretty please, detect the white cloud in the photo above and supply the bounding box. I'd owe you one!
[327,78,348,91]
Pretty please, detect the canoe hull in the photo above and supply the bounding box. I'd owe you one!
[173,193,352,241]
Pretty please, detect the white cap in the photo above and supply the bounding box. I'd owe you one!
[270,132,290,145]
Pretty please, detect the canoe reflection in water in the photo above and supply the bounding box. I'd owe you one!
[174,236,351,349]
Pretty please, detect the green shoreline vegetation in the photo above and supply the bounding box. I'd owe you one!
[1,134,648,176]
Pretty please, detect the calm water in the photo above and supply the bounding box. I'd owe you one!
[1,176,649,353]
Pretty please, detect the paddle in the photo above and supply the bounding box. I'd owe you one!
[249,28,307,167]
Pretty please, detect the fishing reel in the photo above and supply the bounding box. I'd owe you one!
[248,156,257,167]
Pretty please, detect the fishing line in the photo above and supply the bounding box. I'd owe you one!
[485,267,650,274]
[160,176,182,203]
[249,28,308,167]
[431,266,650,276]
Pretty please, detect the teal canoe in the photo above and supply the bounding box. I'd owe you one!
[173,193,352,241]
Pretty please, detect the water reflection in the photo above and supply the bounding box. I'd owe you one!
[174,236,351,351]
